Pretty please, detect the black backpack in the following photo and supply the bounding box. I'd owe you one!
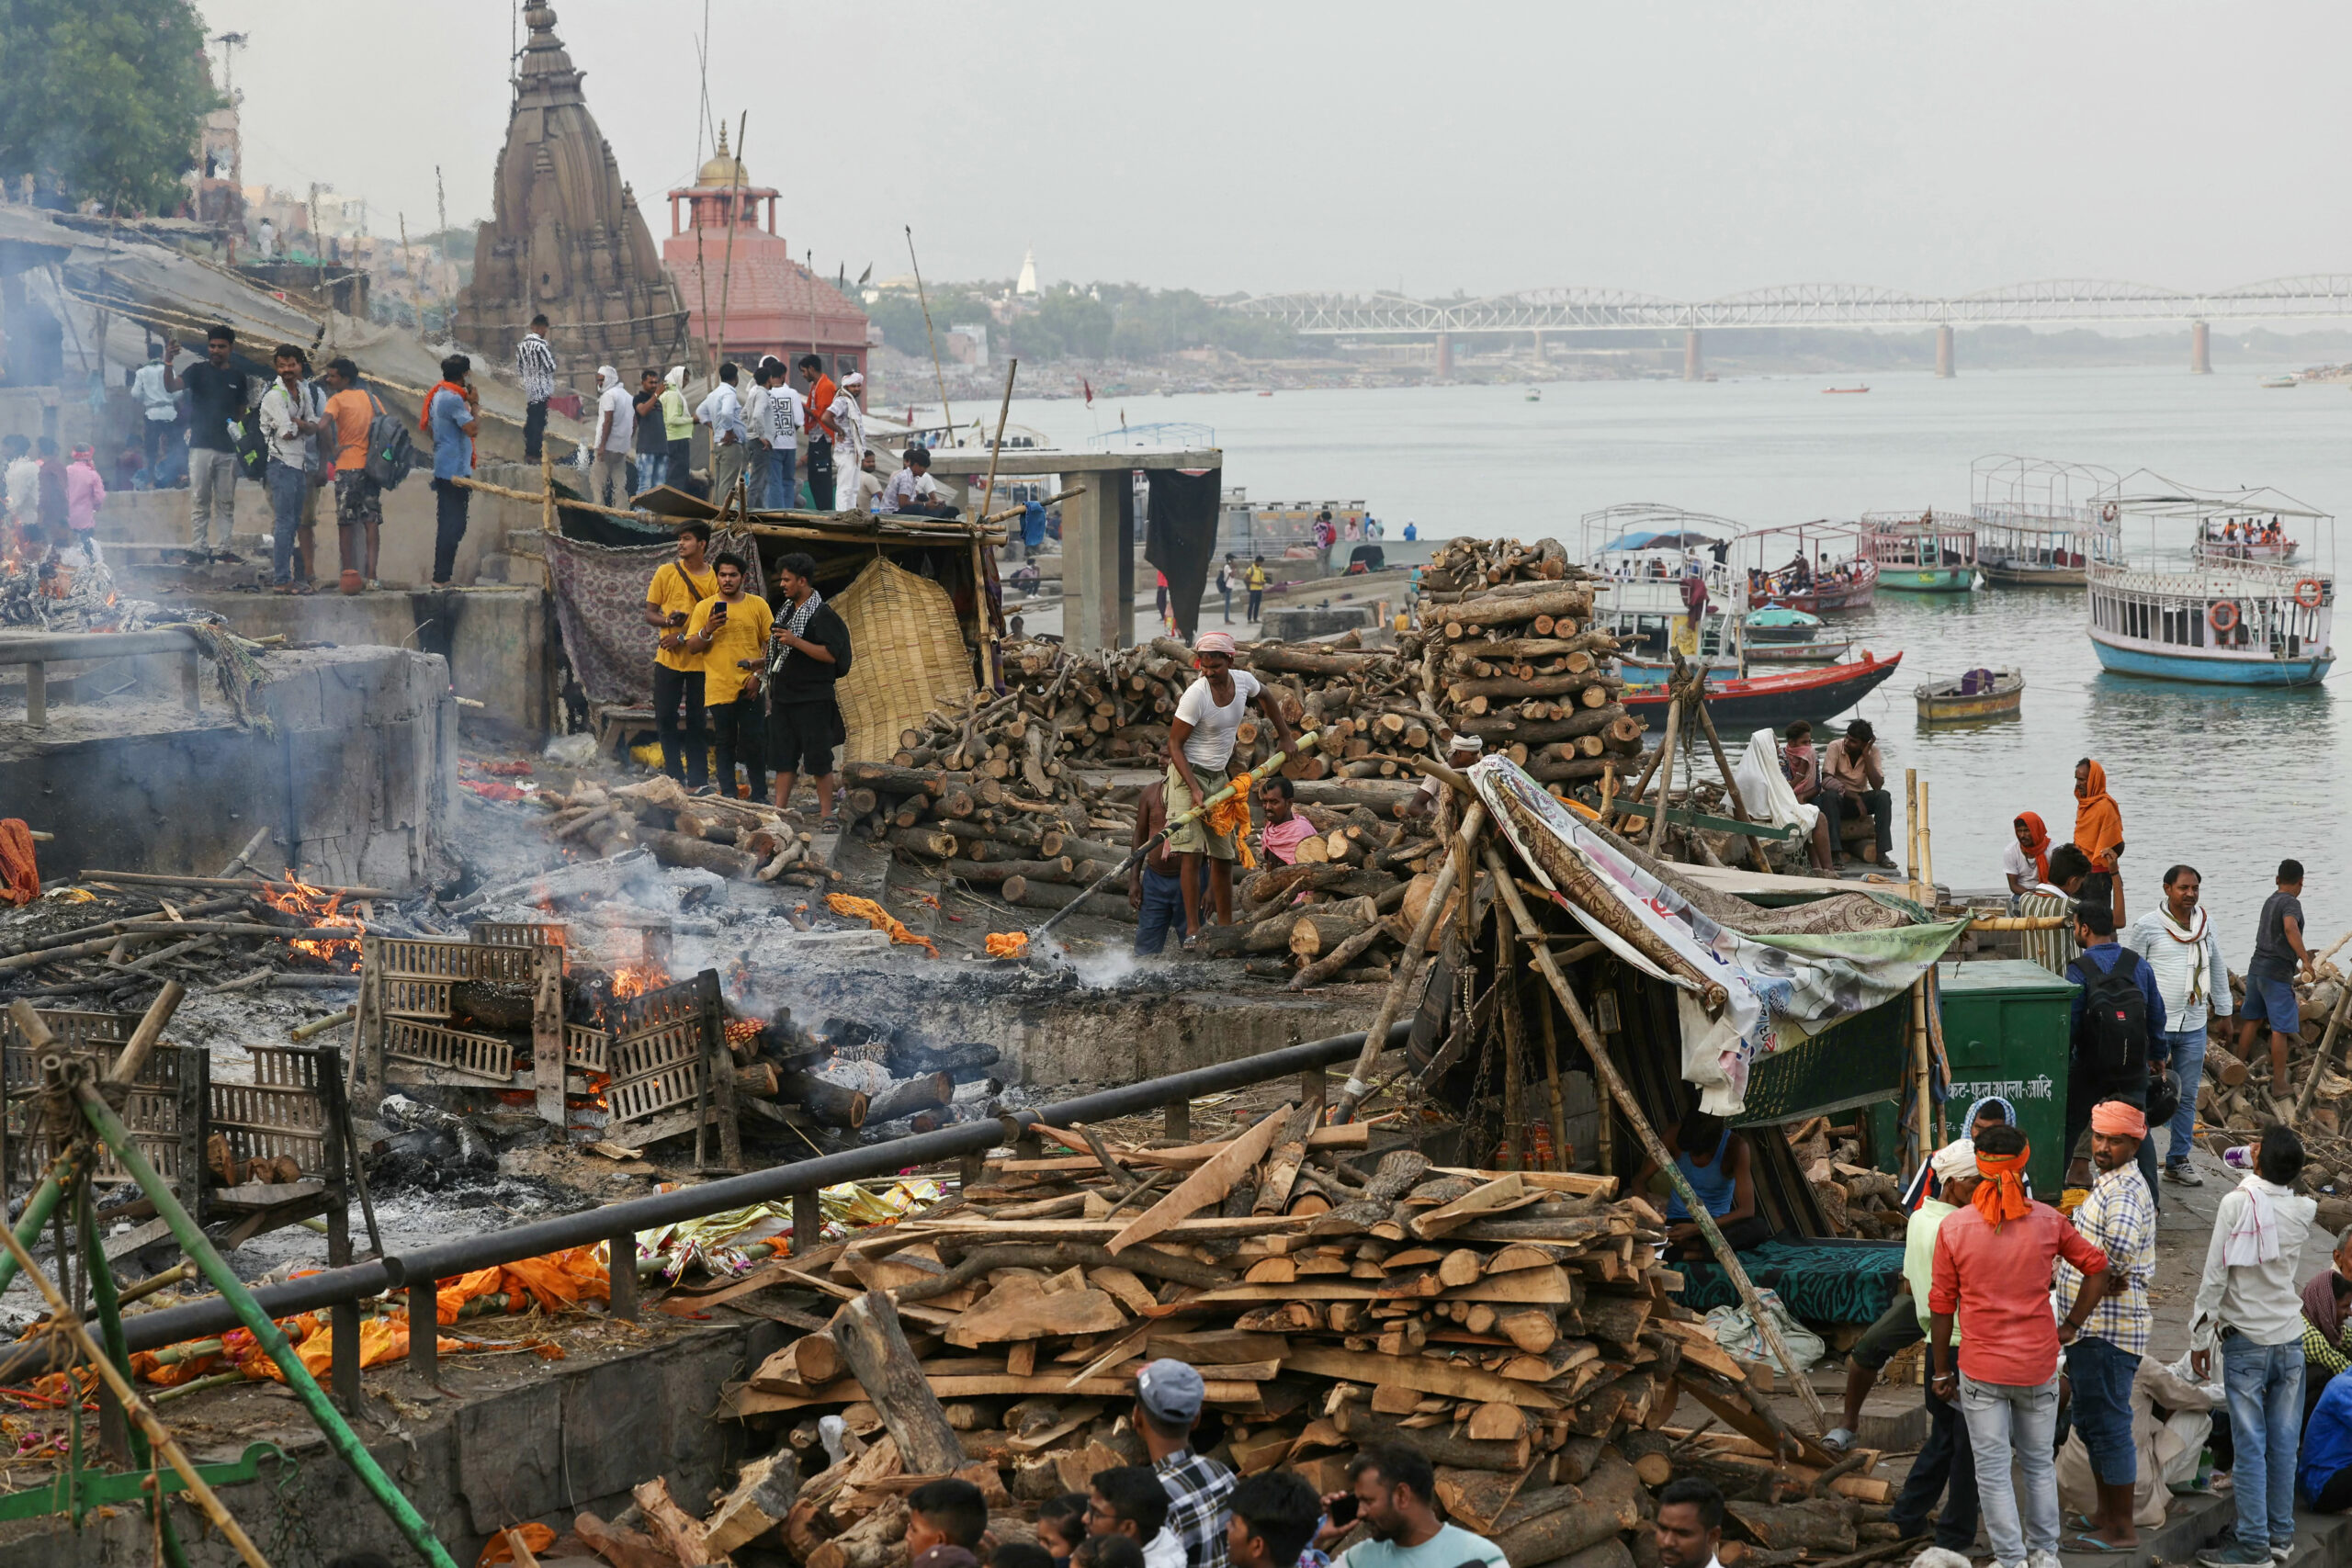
[2078,952,2150,1082]
[232,405,270,482]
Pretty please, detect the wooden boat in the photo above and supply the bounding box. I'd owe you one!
[1747,638,1857,665]
[1743,605,1823,644]
[1866,509,1977,592]
[1824,385,1871,394]
[1622,652,1904,732]
[1747,569,1876,614]
[1972,456,2121,589]
[1916,667,2024,723]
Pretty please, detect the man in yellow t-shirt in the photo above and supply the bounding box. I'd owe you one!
[1244,557,1268,623]
[641,521,718,788]
[682,550,775,800]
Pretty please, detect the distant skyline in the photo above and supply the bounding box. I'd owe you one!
[200,2,2352,303]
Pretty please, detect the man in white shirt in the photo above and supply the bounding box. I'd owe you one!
[2124,863,2231,1187]
[130,343,180,486]
[1165,630,1295,944]
[879,446,955,516]
[593,367,635,508]
[1654,1476,1727,1568]
[694,362,747,502]
[257,343,326,589]
[1312,1443,1506,1568]
[762,356,805,507]
[830,371,868,508]
[2189,1125,2317,1568]
[741,365,774,508]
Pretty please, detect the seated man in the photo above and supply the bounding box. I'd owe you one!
[2305,1226,2352,1425]
[1634,1107,1768,1259]
[1257,776,1316,866]
[1816,719,1894,870]
[879,447,958,518]
[2303,1367,2352,1514]
[1780,721,1834,873]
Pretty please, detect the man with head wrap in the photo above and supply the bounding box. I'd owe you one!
[1886,1139,1984,1551]
[593,367,636,508]
[2055,1101,2156,1551]
[1930,1122,2113,1568]
[1164,632,1294,944]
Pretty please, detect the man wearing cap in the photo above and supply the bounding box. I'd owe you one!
[1405,733,1483,836]
[1887,1140,1983,1551]
[1167,634,1295,947]
[2058,1100,2155,1551]
[1136,1359,1236,1568]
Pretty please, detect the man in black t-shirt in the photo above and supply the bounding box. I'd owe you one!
[2240,858,2314,1090]
[167,323,251,558]
[766,550,853,830]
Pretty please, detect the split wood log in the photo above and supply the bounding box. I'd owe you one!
[999,880,1136,924]
[641,828,762,881]
[777,1071,870,1129]
[1289,919,1396,989]
[886,829,960,859]
[1330,1402,1532,1471]
[1288,897,1381,960]
[866,1072,955,1124]
[944,857,1074,886]
[829,1290,967,1477]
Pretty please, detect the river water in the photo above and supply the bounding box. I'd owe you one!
[1000,366,2352,946]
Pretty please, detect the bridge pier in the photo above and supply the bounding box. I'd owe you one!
[2191,321,2211,375]
[1683,329,1702,382]
[1935,324,1954,378]
[1436,331,1453,378]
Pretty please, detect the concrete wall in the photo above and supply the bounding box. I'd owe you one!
[96,460,548,589]
[0,645,457,890]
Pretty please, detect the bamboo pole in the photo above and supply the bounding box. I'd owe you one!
[0,1219,271,1568]
[1919,780,1936,905]
[71,1079,459,1568]
[1481,850,1832,1432]
[1648,693,1683,857]
[904,226,955,435]
[974,358,1018,685]
[1536,983,1569,1173]
[1692,695,1772,874]
[1498,912,1523,1168]
[1332,802,1485,1123]
[2294,983,2352,1118]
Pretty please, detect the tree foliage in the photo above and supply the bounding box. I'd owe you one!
[0,0,218,214]
[865,279,1299,365]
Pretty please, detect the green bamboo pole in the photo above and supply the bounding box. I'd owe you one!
[85,1190,189,1568]
[72,1080,458,1568]
[0,1149,84,1300]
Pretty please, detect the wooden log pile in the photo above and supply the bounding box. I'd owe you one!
[689,1111,1894,1568]
[526,775,842,886]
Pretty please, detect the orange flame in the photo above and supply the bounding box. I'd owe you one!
[265,869,363,964]
[607,959,671,1001]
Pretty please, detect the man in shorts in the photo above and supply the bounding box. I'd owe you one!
[766,550,852,829]
[2239,858,2314,1090]
[1164,631,1293,948]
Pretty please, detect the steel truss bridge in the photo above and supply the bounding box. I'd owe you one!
[1227,277,2352,333]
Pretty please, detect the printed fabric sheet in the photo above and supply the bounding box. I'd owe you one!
[1468,756,1966,1114]
[546,529,763,706]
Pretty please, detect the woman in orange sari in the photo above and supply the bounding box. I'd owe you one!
[2074,759,2122,868]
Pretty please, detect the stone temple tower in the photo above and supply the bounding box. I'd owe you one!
[454,2,690,392]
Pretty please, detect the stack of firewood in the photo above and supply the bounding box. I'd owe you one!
[1413,537,1645,790]
[681,1108,1896,1568]
[529,775,841,887]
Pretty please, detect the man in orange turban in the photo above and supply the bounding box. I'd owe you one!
[2060,1100,2156,1551]
[1929,1122,2115,1568]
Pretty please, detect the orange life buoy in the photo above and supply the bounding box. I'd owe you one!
[2209,600,2240,632]
[2295,578,2325,608]
[2101,502,2119,524]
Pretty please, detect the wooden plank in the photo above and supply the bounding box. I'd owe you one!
[1105,1104,1292,1256]
[1283,1346,1558,1410]
[726,1372,1271,1417]
[1186,1264,1576,1306]
[1408,1174,1544,1241]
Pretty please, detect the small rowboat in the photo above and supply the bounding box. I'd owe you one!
[1916,667,2023,724]
[1747,638,1857,665]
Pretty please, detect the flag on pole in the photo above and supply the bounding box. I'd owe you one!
[1082,378,1094,407]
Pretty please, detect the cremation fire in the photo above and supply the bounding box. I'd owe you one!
[606,958,671,1002]
[265,869,364,964]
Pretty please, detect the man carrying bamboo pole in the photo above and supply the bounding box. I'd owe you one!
[1165,632,1293,947]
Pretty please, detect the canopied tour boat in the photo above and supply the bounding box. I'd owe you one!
[1865,509,1978,592]
[1580,503,1747,666]
[1743,519,1878,612]
[1971,455,2120,587]
[2088,475,2335,686]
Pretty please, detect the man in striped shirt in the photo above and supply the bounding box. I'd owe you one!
[2056,1100,2155,1552]
[515,314,558,460]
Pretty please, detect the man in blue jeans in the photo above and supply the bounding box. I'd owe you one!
[2193,1123,2319,1568]
[2058,1100,2155,1551]
[2239,861,2314,1094]
[2064,901,2164,1200]
[255,344,326,589]
[2125,864,2232,1186]
[1128,779,1189,957]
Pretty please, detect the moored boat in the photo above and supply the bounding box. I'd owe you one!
[2087,474,2335,687]
[1743,605,1824,644]
[1621,652,1905,732]
[1972,456,2121,587]
[1747,637,1857,665]
[1916,667,2024,723]
[1742,519,1878,612]
[1580,503,1747,665]
[1866,509,1977,592]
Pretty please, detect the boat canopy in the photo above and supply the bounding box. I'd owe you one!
[1746,606,1822,629]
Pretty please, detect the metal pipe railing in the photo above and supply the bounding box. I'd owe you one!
[0,627,209,728]
[0,1020,1410,1380]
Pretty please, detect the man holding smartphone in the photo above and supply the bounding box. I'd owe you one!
[642,521,718,790]
[681,551,772,800]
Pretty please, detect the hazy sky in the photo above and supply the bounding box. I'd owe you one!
[201,2,2352,301]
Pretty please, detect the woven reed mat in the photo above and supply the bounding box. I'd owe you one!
[831,556,975,763]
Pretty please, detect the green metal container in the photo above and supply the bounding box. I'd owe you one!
[1928,958,2078,1196]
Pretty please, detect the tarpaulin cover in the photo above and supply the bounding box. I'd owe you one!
[545,529,763,705]
[1145,467,1224,642]
[1469,756,1965,1113]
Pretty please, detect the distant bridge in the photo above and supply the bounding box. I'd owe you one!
[1227,277,2352,375]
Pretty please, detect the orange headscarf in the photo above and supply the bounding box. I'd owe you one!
[1973,1143,2033,1228]
[2013,812,2051,884]
[2074,761,2121,863]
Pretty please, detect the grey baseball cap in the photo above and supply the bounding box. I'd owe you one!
[1136,1358,1205,1423]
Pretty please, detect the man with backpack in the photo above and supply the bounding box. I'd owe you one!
[2064,900,2165,1200]
[322,358,384,587]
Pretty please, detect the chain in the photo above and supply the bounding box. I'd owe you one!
[1459,947,1498,1168]
[264,1448,321,1568]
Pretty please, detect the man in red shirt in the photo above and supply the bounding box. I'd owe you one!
[1929,1123,2115,1568]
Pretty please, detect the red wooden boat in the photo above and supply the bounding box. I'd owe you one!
[1622,651,1904,732]
[1747,558,1878,613]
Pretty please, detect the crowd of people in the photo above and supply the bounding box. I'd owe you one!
[884,1353,1623,1568]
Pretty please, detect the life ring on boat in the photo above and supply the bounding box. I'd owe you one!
[2208,600,2240,632]
[2295,578,2326,608]
[2100,502,2120,524]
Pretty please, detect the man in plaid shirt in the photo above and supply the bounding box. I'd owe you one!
[1136,1359,1236,1568]
[515,313,559,460]
[2057,1099,2154,1553]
